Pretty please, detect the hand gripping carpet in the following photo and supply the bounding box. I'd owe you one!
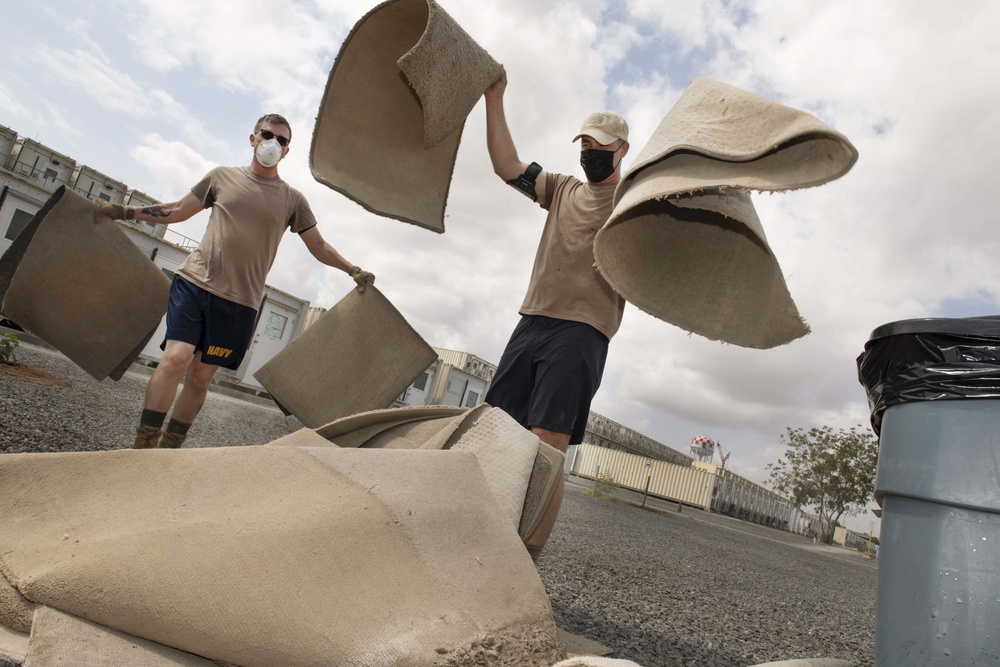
[594,77,858,349]
[0,186,170,379]
[310,0,501,233]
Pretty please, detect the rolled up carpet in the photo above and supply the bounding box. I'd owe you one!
[311,0,501,233]
[0,186,170,379]
[595,77,858,349]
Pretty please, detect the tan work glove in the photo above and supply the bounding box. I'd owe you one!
[98,203,132,220]
[349,266,375,293]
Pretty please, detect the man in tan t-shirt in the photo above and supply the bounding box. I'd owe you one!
[483,67,629,558]
[102,114,374,450]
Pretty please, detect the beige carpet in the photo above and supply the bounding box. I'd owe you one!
[0,446,564,667]
[271,405,559,539]
[0,571,32,635]
[310,0,500,233]
[595,77,858,349]
[24,606,217,667]
[253,286,437,428]
[0,186,170,379]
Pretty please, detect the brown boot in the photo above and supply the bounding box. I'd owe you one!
[157,430,186,449]
[133,425,162,449]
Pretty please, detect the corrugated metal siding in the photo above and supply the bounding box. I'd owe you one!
[571,444,714,509]
[711,469,795,528]
[433,348,467,369]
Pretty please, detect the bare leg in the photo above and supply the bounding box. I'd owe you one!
[143,340,197,413]
[169,352,220,425]
[523,427,571,559]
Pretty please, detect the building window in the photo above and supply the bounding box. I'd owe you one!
[412,371,428,391]
[5,208,33,241]
[464,390,479,407]
[98,192,111,202]
[263,312,288,339]
[42,168,58,184]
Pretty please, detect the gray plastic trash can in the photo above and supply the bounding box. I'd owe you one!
[858,316,1000,666]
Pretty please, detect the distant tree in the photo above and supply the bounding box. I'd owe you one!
[767,425,878,544]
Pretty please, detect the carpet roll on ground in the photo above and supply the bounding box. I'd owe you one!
[0,446,565,666]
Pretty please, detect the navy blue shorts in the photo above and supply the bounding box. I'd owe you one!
[162,275,257,370]
[484,315,609,444]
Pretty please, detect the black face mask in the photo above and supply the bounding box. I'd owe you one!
[580,147,619,183]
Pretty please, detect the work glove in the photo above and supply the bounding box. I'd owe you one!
[98,203,128,220]
[349,266,375,293]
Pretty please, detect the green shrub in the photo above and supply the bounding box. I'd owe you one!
[0,332,19,365]
[588,470,618,501]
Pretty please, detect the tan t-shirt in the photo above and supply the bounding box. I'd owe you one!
[518,172,625,340]
[178,166,317,309]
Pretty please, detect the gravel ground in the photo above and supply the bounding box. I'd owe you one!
[0,343,877,667]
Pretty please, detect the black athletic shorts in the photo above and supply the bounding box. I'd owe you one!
[484,315,609,444]
[162,275,257,370]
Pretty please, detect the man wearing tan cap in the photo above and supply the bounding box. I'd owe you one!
[483,67,629,557]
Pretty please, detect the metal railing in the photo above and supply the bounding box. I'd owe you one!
[162,227,200,251]
[584,413,692,466]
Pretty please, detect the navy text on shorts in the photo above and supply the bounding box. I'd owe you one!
[162,275,257,370]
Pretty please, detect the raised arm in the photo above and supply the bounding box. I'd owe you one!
[485,67,526,181]
[486,66,546,203]
[100,192,204,226]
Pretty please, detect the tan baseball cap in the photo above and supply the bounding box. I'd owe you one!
[572,110,629,145]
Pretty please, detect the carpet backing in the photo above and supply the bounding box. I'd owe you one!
[311,0,500,233]
[0,186,170,379]
[253,285,437,429]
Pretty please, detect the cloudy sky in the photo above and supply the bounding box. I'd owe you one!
[6,0,998,533]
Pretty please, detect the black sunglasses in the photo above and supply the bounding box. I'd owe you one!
[257,129,289,147]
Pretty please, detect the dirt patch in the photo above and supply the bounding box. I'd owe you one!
[0,362,72,388]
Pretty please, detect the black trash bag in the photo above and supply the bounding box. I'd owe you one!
[857,316,1000,436]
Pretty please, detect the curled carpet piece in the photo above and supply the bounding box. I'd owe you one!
[595,77,858,349]
[0,186,170,379]
[311,0,500,233]
[253,285,437,429]
[0,447,565,667]
[267,404,562,542]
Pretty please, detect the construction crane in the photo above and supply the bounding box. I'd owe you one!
[716,442,732,469]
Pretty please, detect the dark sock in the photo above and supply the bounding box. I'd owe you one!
[140,409,166,429]
[165,419,192,437]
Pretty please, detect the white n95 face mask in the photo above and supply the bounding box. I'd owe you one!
[255,138,283,168]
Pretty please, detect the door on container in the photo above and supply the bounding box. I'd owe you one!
[238,299,298,388]
[441,375,468,407]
